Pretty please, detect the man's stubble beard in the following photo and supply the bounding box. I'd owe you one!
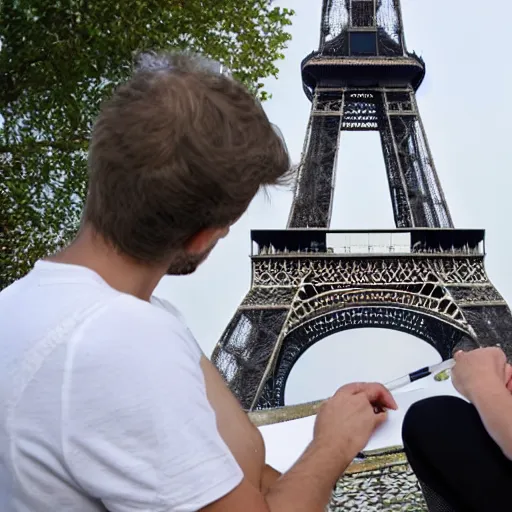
[166,244,216,276]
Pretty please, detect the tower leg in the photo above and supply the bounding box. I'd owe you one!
[458,305,512,358]
[379,89,453,228]
[288,90,343,228]
[212,307,289,409]
[444,272,512,357]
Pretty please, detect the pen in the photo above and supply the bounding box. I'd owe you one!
[249,358,456,427]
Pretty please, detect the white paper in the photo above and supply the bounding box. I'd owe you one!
[259,375,464,473]
[364,375,464,451]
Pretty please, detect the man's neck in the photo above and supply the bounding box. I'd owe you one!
[48,225,165,301]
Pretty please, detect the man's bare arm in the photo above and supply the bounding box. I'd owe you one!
[260,464,282,494]
[202,439,350,512]
[201,383,397,512]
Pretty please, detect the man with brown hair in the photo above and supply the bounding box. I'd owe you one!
[0,52,396,512]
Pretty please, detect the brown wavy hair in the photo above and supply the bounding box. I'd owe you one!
[84,51,292,263]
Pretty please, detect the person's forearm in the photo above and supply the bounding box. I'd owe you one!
[264,440,351,512]
[261,464,282,494]
[473,384,512,460]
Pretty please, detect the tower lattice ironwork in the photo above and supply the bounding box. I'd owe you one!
[212,0,512,411]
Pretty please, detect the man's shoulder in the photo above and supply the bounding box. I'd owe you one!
[99,293,185,331]
[65,294,208,424]
[150,295,182,317]
[79,293,202,365]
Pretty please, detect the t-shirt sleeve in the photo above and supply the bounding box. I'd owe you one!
[62,295,243,512]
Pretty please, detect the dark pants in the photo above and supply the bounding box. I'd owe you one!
[402,395,512,512]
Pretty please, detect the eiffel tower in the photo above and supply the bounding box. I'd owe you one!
[212,0,512,413]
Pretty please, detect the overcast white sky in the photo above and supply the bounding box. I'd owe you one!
[157,0,512,412]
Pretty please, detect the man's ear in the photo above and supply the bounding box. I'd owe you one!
[184,227,228,255]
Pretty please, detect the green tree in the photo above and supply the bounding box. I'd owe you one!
[0,0,294,288]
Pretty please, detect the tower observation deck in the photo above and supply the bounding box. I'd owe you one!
[302,0,425,97]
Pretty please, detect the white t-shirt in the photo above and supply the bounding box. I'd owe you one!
[0,261,243,511]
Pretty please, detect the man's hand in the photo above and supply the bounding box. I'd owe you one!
[313,383,398,463]
[452,347,510,402]
[202,382,398,512]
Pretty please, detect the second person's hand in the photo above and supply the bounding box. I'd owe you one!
[452,347,509,402]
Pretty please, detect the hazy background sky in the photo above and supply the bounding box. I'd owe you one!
[157,0,512,413]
